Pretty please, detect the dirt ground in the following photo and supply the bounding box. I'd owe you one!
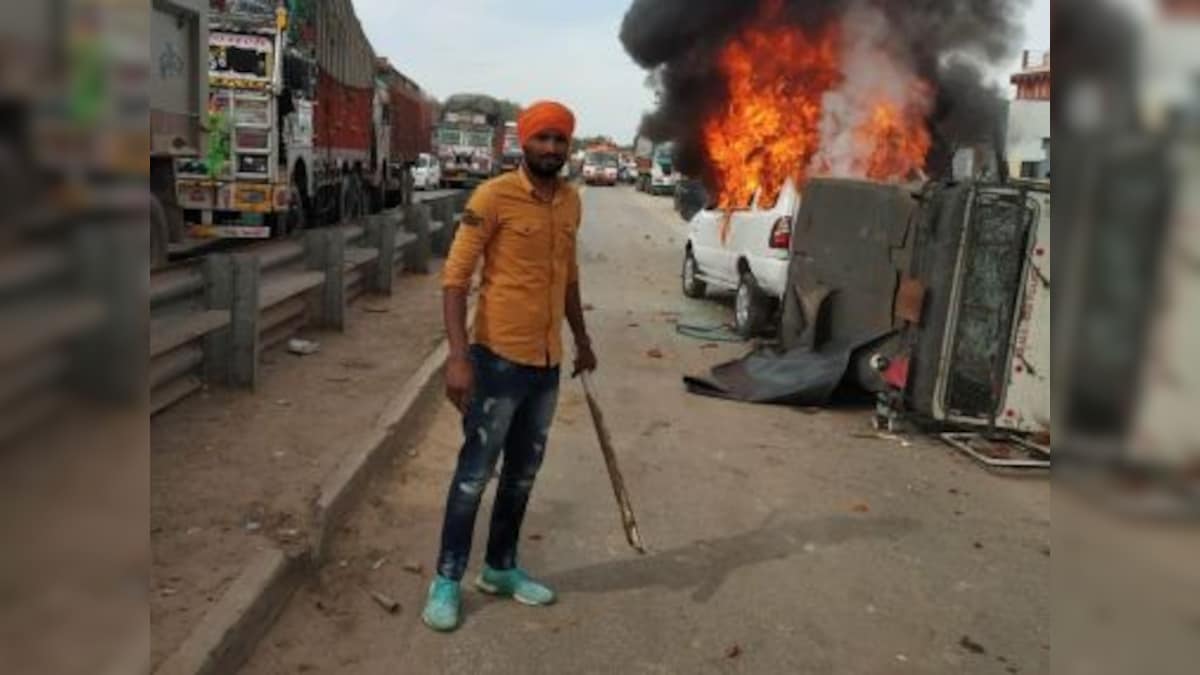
[150,261,448,669]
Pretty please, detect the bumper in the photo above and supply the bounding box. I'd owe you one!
[751,257,790,299]
[176,179,287,214]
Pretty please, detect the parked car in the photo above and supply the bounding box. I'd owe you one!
[682,179,799,337]
[412,153,441,190]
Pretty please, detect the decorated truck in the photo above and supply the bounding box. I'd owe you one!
[175,0,385,238]
[433,93,505,187]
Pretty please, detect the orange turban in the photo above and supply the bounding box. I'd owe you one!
[517,100,575,147]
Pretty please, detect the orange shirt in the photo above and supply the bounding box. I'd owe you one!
[442,168,582,368]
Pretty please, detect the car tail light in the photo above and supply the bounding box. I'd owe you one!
[769,216,792,250]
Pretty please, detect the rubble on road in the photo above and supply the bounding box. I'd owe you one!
[287,339,321,356]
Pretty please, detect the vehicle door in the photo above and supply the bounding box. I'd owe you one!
[710,190,759,285]
[689,207,726,283]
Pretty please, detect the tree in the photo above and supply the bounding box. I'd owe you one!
[572,135,616,153]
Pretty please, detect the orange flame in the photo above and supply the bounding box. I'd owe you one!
[858,94,933,181]
[703,1,933,208]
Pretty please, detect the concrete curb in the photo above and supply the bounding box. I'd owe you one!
[156,335,458,675]
[155,547,307,675]
[312,338,450,564]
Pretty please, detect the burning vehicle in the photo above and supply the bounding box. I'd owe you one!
[623,0,1050,439]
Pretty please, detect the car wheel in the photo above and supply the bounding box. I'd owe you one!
[682,248,706,299]
[734,270,771,338]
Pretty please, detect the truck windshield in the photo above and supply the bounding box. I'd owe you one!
[586,152,615,166]
[467,132,492,147]
[209,34,272,79]
[436,128,462,145]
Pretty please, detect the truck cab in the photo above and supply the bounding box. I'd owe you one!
[174,22,290,238]
[635,141,679,195]
[582,150,618,186]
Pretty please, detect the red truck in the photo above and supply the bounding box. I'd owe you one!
[377,57,436,202]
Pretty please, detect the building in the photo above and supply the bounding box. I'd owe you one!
[1006,50,1050,180]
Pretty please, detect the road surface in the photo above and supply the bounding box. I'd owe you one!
[242,184,1050,675]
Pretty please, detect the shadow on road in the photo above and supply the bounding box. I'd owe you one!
[542,513,920,603]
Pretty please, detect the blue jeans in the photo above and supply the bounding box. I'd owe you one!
[436,345,560,581]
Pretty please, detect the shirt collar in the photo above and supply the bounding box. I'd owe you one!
[518,164,566,205]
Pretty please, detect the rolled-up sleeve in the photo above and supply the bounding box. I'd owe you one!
[442,187,498,290]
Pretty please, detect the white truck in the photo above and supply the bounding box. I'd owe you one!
[634,138,679,195]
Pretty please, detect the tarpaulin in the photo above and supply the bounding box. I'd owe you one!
[682,334,888,405]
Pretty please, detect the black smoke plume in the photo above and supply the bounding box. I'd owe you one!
[620,0,1031,182]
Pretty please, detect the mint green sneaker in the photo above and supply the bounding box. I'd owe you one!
[422,575,461,632]
[475,566,557,606]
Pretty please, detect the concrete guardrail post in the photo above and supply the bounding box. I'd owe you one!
[204,253,263,389]
[403,203,433,274]
[437,198,457,256]
[306,229,346,330]
[72,223,143,402]
[365,212,397,295]
[203,253,233,384]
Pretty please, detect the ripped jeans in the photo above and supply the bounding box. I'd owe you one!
[436,345,560,581]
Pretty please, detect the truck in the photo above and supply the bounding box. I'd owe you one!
[581,144,619,186]
[499,120,522,172]
[434,93,505,187]
[634,137,679,196]
[376,57,436,205]
[151,0,209,265]
[174,0,385,239]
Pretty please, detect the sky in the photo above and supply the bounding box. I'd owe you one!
[353,0,1052,143]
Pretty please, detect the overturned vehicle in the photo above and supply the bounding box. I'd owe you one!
[685,176,1051,440]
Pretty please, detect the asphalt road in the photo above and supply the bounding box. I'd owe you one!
[242,184,1050,675]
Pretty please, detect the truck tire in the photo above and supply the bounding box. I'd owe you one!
[339,175,365,223]
[281,181,308,236]
[734,270,772,338]
[682,248,706,299]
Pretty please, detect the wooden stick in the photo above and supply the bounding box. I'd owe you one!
[580,371,647,554]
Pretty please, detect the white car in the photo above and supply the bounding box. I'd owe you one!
[682,179,799,337]
[411,153,441,190]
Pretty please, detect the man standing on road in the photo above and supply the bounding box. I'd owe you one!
[423,100,597,632]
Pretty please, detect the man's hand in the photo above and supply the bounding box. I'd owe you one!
[572,340,598,378]
[445,354,474,414]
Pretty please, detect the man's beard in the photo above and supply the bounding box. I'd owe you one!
[525,154,565,178]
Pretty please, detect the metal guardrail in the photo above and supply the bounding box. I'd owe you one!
[1,220,143,445]
[148,191,468,416]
